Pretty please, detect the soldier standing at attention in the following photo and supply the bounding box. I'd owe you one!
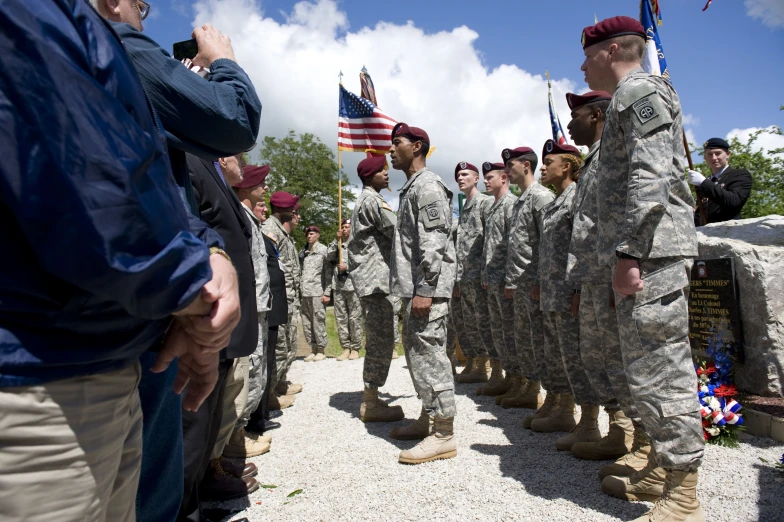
[327,219,364,361]
[348,156,405,424]
[581,17,704,521]
[502,148,554,415]
[262,192,303,410]
[480,162,519,401]
[453,162,494,384]
[388,123,458,464]
[563,91,640,466]
[299,226,330,362]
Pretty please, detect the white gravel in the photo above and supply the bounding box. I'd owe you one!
[213,357,784,521]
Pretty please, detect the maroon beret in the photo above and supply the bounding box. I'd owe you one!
[391,122,430,145]
[269,191,299,209]
[341,218,351,225]
[305,225,320,234]
[582,16,645,49]
[454,161,479,181]
[235,164,269,189]
[357,156,387,180]
[542,139,581,160]
[482,162,505,175]
[566,90,613,110]
[501,147,535,163]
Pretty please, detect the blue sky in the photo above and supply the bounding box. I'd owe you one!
[145,0,782,149]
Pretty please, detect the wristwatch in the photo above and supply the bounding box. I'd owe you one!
[209,246,231,262]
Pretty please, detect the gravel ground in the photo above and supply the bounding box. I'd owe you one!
[211,357,784,521]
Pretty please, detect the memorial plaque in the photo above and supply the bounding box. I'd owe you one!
[688,258,743,362]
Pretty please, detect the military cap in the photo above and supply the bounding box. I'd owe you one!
[566,90,612,110]
[305,225,320,234]
[542,139,581,160]
[482,161,505,175]
[269,191,299,209]
[357,156,387,179]
[391,122,430,145]
[454,161,479,181]
[582,16,645,49]
[341,218,351,225]
[703,137,730,151]
[235,164,269,189]
[501,147,535,163]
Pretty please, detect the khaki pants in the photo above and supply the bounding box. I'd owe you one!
[211,357,249,459]
[0,364,143,522]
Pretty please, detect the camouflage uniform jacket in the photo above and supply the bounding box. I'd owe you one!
[389,168,456,299]
[596,67,698,266]
[481,190,518,285]
[504,183,554,290]
[241,202,271,313]
[299,241,329,298]
[326,239,354,292]
[262,215,300,302]
[348,186,396,297]
[539,182,577,313]
[565,141,610,284]
[456,192,492,283]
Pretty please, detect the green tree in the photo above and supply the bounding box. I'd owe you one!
[254,131,355,246]
[692,126,784,219]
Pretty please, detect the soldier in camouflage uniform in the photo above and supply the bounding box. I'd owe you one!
[261,191,302,410]
[453,162,494,384]
[480,162,519,399]
[581,17,704,521]
[563,91,639,464]
[326,219,364,361]
[348,156,404,423]
[503,148,554,414]
[388,123,457,464]
[299,226,330,362]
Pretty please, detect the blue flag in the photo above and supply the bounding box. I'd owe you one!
[640,0,669,79]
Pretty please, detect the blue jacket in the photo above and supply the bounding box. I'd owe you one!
[0,0,215,386]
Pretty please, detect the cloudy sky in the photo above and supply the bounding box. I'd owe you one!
[145,0,784,208]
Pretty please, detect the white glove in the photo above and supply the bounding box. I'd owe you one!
[687,169,706,186]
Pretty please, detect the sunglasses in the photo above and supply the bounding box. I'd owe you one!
[138,0,150,21]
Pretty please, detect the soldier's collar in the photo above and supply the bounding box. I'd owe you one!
[398,167,429,193]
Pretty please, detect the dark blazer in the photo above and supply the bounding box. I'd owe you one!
[263,234,288,327]
[696,167,753,225]
[187,155,258,359]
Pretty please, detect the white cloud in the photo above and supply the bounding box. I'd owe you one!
[192,0,577,206]
[726,125,784,155]
[682,114,700,127]
[745,0,784,29]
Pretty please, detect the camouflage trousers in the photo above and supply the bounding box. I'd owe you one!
[514,285,548,382]
[301,296,327,349]
[361,293,396,389]
[579,283,636,416]
[392,296,402,345]
[615,258,703,471]
[401,298,457,419]
[446,300,456,361]
[452,281,490,358]
[542,310,597,404]
[238,312,269,428]
[334,290,364,351]
[272,297,299,390]
[487,285,520,375]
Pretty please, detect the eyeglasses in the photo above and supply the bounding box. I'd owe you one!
[138,0,150,21]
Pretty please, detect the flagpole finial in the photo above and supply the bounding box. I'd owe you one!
[594,13,599,24]
[338,70,343,84]
[361,65,368,74]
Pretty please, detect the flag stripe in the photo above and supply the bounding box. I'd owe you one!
[338,120,396,129]
[338,83,398,154]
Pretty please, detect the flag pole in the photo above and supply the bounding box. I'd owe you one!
[337,70,344,265]
[683,132,708,225]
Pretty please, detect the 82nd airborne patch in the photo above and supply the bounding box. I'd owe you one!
[633,97,658,124]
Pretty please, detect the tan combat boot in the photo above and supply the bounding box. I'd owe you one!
[598,421,653,480]
[460,356,490,384]
[631,469,705,522]
[223,427,271,458]
[267,393,295,411]
[455,357,475,383]
[523,391,558,429]
[348,349,360,360]
[496,375,526,406]
[313,347,326,361]
[360,387,404,423]
[390,408,433,440]
[516,380,544,410]
[275,381,302,396]
[531,393,578,433]
[304,348,316,362]
[555,404,601,451]
[476,359,506,396]
[336,348,351,361]
[601,449,666,502]
[572,409,633,460]
[398,417,457,464]
[391,348,400,360]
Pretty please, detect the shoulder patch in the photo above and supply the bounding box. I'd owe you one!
[625,91,673,137]
[616,80,656,112]
[381,201,393,211]
[264,232,278,243]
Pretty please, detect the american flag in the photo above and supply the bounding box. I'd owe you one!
[545,70,568,145]
[338,84,397,153]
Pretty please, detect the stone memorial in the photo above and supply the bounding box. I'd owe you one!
[696,216,784,397]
